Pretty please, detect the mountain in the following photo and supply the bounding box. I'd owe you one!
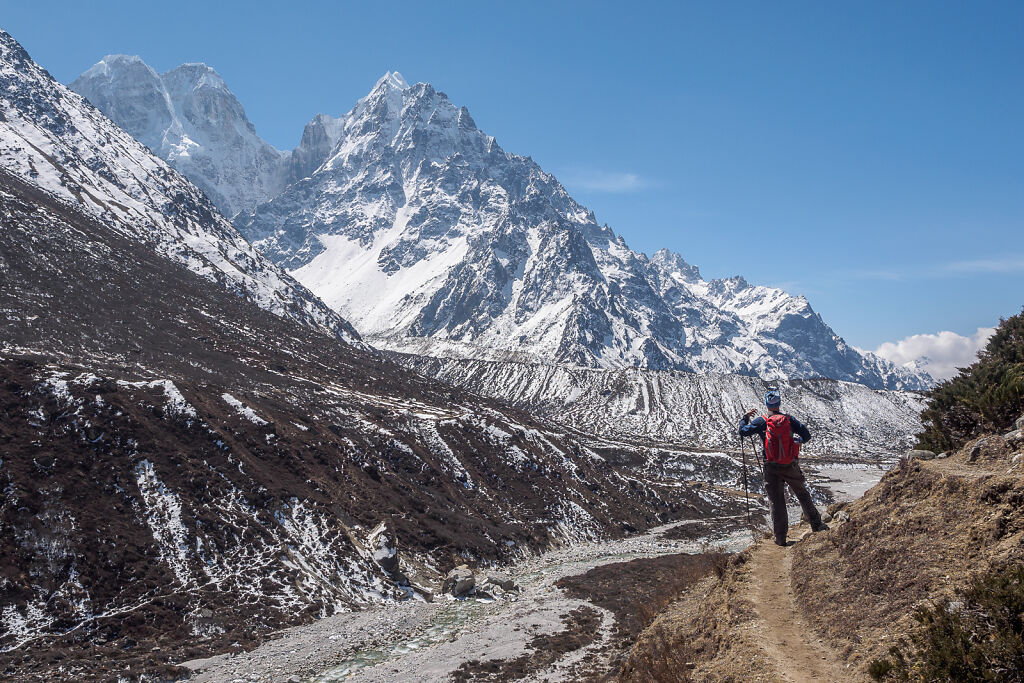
[0,29,735,679]
[70,55,291,218]
[70,61,929,391]
[242,73,930,390]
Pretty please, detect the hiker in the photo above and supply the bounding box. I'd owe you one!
[738,388,828,546]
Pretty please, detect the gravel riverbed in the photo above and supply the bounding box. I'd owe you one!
[182,462,886,682]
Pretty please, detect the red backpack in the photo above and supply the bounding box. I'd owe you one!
[763,413,800,464]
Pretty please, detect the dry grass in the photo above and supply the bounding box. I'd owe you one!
[791,436,1024,675]
[618,550,775,683]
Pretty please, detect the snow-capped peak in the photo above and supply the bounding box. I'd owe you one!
[71,55,288,218]
[79,54,151,79]
[374,70,410,91]
[164,62,229,91]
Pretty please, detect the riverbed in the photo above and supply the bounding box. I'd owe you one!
[182,461,889,682]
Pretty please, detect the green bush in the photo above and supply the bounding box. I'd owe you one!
[916,309,1024,453]
[870,564,1024,681]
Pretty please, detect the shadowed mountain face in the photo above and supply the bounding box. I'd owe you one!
[72,60,930,390]
[0,30,735,679]
[70,56,291,219]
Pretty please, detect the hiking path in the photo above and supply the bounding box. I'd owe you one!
[747,537,858,683]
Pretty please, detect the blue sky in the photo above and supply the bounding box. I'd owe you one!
[4,1,1022,354]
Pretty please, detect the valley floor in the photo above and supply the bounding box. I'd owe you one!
[181,461,883,683]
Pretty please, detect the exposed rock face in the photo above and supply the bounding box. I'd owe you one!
[1002,429,1024,449]
[486,573,517,592]
[366,520,400,574]
[237,72,927,390]
[72,59,931,391]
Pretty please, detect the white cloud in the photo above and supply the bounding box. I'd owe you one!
[562,170,648,193]
[874,327,996,381]
[944,256,1024,274]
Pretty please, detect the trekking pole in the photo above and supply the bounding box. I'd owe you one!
[739,431,751,529]
[749,435,766,479]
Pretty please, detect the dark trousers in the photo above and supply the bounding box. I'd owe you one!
[764,460,821,541]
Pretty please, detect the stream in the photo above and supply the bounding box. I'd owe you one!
[183,459,890,683]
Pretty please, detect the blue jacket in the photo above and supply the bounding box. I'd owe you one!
[739,412,812,446]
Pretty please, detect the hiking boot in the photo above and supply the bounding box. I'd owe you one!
[811,522,830,532]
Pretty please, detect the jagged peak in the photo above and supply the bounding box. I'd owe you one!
[373,70,410,92]
[78,54,157,81]
[162,62,228,90]
[651,248,702,282]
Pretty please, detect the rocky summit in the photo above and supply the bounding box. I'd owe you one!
[72,63,932,391]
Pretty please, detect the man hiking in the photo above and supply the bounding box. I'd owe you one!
[739,388,828,546]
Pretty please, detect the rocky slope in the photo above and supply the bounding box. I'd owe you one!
[0,30,736,681]
[391,352,927,455]
[0,30,359,346]
[71,60,930,391]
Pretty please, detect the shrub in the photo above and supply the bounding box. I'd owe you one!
[916,309,1024,453]
[870,563,1024,681]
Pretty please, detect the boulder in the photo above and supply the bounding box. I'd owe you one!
[365,520,399,574]
[486,572,517,591]
[907,449,936,461]
[1003,429,1024,449]
[1016,413,1024,431]
[821,512,833,524]
[441,567,475,597]
[826,501,849,517]
[936,452,949,459]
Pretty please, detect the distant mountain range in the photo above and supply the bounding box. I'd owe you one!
[71,60,932,391]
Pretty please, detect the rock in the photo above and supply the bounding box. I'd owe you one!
[365,520,399,574]
[833,510,851,524]
[796,529,812,542]
[936,452,949,459]
[907,449,936,461]
[441,567,475,597]
[821,512,833,523]
[485,572,517,591]
[286,677,301,683]
[826,501,849,517]
[1003,429,1024,448]
[1016,413,1024,431]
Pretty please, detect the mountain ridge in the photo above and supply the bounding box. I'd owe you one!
[70,57,932,390]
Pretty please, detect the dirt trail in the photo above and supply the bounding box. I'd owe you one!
[748,539,855,683]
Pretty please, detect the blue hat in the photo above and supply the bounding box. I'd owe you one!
[764,388,781,407]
